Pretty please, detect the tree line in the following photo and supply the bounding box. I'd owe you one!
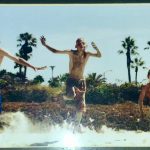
[118,36,150,84]
[1,33,150,87]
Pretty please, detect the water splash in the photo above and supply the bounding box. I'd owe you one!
[0,111,150,147]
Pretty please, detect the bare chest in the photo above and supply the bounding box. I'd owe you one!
[71,53,88,65]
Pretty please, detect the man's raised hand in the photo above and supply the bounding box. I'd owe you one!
[91,42,99,50]
[40,36,46,46]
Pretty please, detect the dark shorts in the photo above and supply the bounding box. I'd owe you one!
[66,77,86,98]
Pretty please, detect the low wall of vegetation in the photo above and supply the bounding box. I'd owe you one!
[1,83,141,104]
[2,85,63,103]
[86,83,140,104]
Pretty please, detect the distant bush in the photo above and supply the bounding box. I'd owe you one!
[119,83,140,102]
[86,83,122,104]
[2,82,141,104]
[3,85,63,102]
[0,79,8,88]
[86,83,140,104]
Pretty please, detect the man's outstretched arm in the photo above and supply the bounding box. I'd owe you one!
[40,36,71,55]
[87,42,102,57]
[0,48,47,71]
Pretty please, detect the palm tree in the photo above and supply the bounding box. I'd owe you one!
[86,73,105,89]
[118,36,138,83]
[49,66,55,81]
[131,57,145,85]
[14,32,37,80]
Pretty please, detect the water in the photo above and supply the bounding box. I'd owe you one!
[0,111,150,147]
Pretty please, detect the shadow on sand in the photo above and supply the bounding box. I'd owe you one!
[30,140,59,146]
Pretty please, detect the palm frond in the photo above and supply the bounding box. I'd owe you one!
[17,44,22,47]
[118,50,124,54]
[17,39,22,42]
[139,61,145,66]
[122,42,126,49]
[147,41,150,45]
[131,65,135,68]
[144,47,149,50]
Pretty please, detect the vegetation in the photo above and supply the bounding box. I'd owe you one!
[3,85,63,102]
[118,36,139,83]
[1,34,150,131]
[0,81,141,105]
[131,57,145,85]
[48,76,62,87]
[14,32,37,80]
[33,75,44,84]
[86,73,106,89]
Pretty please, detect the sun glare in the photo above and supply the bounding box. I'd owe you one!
[63,132,79,148]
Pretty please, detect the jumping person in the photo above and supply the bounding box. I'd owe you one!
[40,36,102,98]
[40,36,102,132]
[139,70,150,118]
[0,48,47,70]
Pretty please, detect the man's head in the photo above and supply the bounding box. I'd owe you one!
[75,38,87,51]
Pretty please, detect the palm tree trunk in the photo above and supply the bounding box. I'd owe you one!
[135,67,138,85]
[135,71,138,85]
[127,65,131,83]
[127,53,131,83]
[19,65,22,75]
[24,66,27,79]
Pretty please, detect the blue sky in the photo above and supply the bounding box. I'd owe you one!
[0,4,150,84]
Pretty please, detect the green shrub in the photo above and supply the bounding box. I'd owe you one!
[3,85,63,102]
[119,83,140,102]
[2,82,141,104]
[86,83,140,104]
[0,79,8,88]
[86,83,122,104]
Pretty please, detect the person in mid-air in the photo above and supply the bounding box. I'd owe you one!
[40,36,102,98]
[40,36,102,132]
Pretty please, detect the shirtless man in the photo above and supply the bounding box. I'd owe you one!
[0,48,47,71]
[40,36,101,132]
[139,70,150,118]
[40,36,102,98]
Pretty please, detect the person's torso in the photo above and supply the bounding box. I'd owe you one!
[69,50,89,79]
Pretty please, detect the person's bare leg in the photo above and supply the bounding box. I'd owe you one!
[73,111,83,133]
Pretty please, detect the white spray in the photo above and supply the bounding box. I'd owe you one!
[0,112,150,147]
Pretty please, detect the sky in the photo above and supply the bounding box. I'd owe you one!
[0,4,150,85]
